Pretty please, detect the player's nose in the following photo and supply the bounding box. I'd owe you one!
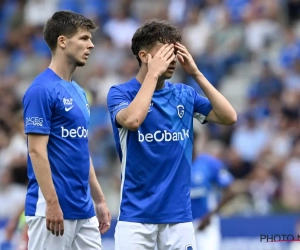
[172,54,177,63]
[88,40,94,49]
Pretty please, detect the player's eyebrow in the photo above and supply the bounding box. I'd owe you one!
[79,34,92,40]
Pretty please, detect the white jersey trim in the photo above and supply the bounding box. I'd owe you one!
[35,187,46,216]
[193,112,206,123]
[118,127,129,220]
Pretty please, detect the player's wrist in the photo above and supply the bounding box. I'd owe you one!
[93,194,106,204]
[45,195,59,205]
[146,71,159,81]
[191,70,203,79]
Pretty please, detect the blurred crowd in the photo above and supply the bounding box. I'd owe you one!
[0,0,300,222]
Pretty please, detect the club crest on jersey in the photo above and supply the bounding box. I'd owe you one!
[63,98,73,105]
[177,105,184,118]
[186,245,193,250]
[148,102,153,113]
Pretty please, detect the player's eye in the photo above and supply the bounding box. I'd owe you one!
[80,36,90,40]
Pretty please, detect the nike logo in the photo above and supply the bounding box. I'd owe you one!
[65,106,74,112]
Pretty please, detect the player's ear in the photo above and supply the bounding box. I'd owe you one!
[138,50,148,64]
[57,35,67,49]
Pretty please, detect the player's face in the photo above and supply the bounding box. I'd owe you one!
[65,29,94,67]
[149,42,177,79]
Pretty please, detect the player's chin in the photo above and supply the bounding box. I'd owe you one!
[162,71,174,79]
[76,60,86,67]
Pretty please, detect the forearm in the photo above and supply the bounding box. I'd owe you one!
[14,204,25,220]
[120,72,158,129]
[211,188,235,215]
[5,205,25,240]
[29,152,58,204]
[89,159,105,203]
[193,72,237,124]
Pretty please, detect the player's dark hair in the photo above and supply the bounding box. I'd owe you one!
[131,19,182,66]
[43,10,97,52]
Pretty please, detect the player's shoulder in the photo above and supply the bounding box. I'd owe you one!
[196,153,220,165]
[72,81,85,94]
[25,68,61,96]
[166,81,196,95]
[108,78,140,95]
[200,154,225,173]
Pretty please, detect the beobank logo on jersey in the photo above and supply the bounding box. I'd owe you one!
[138,129,189,142]
[61,126,88,138]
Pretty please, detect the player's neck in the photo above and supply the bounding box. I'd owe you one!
[136,67,165,90]
[49,55,76,82]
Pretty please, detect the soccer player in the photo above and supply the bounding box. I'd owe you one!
[23,11,110,250]
[107,19,237,250]
[190,134,236,250]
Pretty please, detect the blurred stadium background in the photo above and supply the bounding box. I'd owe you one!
[0,0,300,249]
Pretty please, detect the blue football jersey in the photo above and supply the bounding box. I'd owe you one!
[107,78,212,223]
[23,68,95,219]
[190,154,233,220]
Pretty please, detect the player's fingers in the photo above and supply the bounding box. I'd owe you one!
[99,223,105,234]
[177,54,184,63]
[56,219,65,236]
[164,47,175,61]
[55,220,60,237]
[107,213,111,227]
[50,221,55,235]
[176,51,188,59]
[100,223,109,234]
[46,218,51,231]
[166,54,176,64]
[60,219,64,236]
[147,54,152,64]
[176,50,186,56]
[175,43,190,56]
[156,43,169,56]
[102,212,110,225]
[175,42,187,50]
[98,220,105,232]
[100,214,110,233]
[160,44,174,58]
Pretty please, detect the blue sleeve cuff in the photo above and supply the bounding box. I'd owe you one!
[112,106,127,128]
[25,127,50,135]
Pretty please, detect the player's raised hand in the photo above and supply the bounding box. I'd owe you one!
[95,202,111,234]
[147,43,175,78]
[175,42,199,77]
[46,201,64,236]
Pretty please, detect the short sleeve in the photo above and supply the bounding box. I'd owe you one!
[192,89,212,124]
[212,159,234,188]
[107,86,130,128]
[23,85,53,135]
